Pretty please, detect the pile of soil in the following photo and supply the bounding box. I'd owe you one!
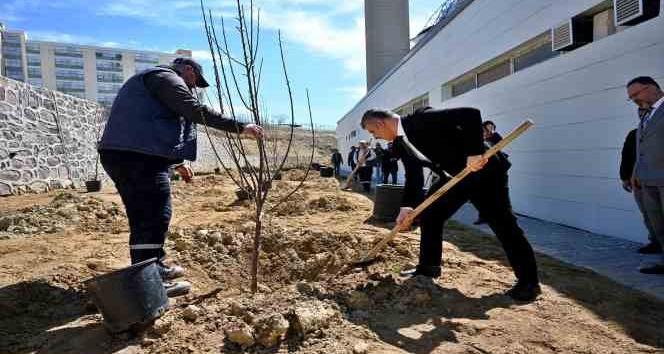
[0,191,125,238]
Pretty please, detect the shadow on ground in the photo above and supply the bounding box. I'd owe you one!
[443,220,664,349]
[0,280,132,354]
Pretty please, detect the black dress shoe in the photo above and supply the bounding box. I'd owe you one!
[639,264,664,274]
[637,242,663,254]
[505,282,541,302]
[399,266,441,278]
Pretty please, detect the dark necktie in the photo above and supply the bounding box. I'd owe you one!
[641,107,653,130]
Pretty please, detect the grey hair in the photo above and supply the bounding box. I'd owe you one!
[361,108,399,128]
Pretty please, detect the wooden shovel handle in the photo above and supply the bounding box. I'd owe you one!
[356,120,534,263]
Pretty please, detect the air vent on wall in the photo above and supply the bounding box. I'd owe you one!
[552,18,593,52]
[614,0,660,26]
[552,20,573,51]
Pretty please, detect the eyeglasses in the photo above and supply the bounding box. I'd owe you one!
[627,86,649,102]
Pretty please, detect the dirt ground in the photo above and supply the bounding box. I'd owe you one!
[1,172,664,354]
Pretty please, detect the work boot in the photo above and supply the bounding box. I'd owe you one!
[399,265,441,278]
[637,242,663,254]
[158,264,185,280]
[164,281,191,297]
[505,281,541,302]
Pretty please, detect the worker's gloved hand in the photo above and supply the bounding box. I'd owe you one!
[396,207,414,229]
[176,165,194,183]
[243,124,264,139]
[621,179,632,192]
[466,155,488,172]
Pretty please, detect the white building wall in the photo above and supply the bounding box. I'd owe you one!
[337,0,664,242]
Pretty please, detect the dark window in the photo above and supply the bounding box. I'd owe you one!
[96,51,122,61]
[514,42,559,72]
[477,60,511,87]
[452,76,476,97]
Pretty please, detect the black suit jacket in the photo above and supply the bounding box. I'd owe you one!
[487,132,503,146]
[395,107,486,208]
[620,129,637,181]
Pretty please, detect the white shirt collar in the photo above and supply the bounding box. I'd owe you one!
[651,95,664,111]
[396,117,406,138]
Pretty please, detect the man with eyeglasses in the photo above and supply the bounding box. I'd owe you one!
[627,76,664,274]
[98,57,264,296]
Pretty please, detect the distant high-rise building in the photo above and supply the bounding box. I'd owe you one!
[0,26,190,106]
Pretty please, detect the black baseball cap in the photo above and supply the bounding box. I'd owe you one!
[172,57,210,88]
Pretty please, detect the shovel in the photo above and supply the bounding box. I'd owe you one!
[352,120,534,266]
[341,138,373,190]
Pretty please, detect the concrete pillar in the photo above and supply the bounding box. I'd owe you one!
[121,51,134,80]
[39,43,56,91]
[82,48,97,101]
[365,0,410,90]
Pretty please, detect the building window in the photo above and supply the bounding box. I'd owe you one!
[412,95,429,111]
[477,60,511,88]
[4,58,23,68]
[1,40,21,48]
[135,53,160,63]
[6,68,24,80]
[514,42,559,72]
[451,76,476,97]
[55,57,84,69]
[54,45,83,57]
[350,130,357,138]
[27,67,42,78]
[97,72,124,83]
[96,51,122,61]
[56,80,85,91]
[2,46,22,58]
[96,61,123,72]
[55,68,85,81]
[97,82,123,93]
[2,33,22,43]
[26,42,40,54]
[27,54,41,66]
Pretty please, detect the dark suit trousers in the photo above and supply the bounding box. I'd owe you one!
[418,169,539,284]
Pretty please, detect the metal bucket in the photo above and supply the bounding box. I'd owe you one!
[84,258,169,333]
[372,184,405,221]
[85,180,102,192]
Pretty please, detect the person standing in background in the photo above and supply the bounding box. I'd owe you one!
[628,76,664,274]
[331,149,343,177]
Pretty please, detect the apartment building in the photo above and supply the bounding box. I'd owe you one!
[0,24,191,106]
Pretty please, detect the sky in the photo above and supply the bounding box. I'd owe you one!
[1,0,446,129]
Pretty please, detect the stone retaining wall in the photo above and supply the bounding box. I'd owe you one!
[0,76,107,196]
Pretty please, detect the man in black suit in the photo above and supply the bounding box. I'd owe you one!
[483,120,503,146]
[331,149,343,177]
[361,107,540,301]
[348,146,357,172]
[474,120,507,225]
[381,141,399,184]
